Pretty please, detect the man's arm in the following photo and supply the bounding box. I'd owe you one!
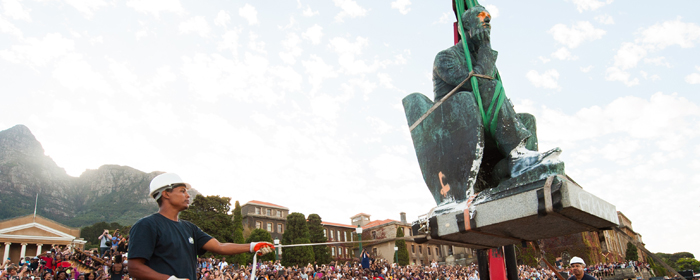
[128,258,170,280]
[201,239,273,256]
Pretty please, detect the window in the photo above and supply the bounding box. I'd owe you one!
[278,211,282,217]
[411,245,415,253]
[413,259,416,265]
[344,231,348,241]
[323,229,327,237]
[407,227,411,236]
[337,230,340,241]
[436,247,440,256]
[372,231,376,239]
[267,223,273,232]
[266,209,271,215]
[419,245,422,254]
[331,247,335,256]
[277,224,283,233]
[345,248,348,256]
[329,230,334,240]
[255,207,261,214]
[428,246,431,255]
[373,248,377,255]
[256,221,262,229]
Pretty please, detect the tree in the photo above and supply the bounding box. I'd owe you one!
[395,227,409,265]
[281,212,314,266]
[676,258,700,272]
[180,195,235,258]
[231,200,248,265]
[245,228,275,263]
[81,221,130,249]
[625,242,639,261]
[307,214,331,264]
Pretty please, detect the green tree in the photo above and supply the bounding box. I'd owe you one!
[307,214,331,264]
[245,228,275,263]
[281,212,314,266]
[676,258,700,272]
[231,201,248,265]
[625,242,639,261]
[395,227,409,265]
[180,195,235,258]
[81,221,130,249]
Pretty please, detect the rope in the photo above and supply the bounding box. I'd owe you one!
[409,72,493,132]
[276,235,428,248]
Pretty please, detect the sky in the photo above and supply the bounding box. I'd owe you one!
[1,0,699,258]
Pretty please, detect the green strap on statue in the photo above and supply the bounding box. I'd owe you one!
[454,0,506,139]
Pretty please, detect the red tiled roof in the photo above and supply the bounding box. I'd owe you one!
[321,221,356,228]
[245,200,288,209]
[362,219,399,229]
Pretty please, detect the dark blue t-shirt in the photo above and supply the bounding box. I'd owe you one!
[128,213,213,280]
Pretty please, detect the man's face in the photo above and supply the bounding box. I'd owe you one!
[570,263,584,278]
[164,185,190,209]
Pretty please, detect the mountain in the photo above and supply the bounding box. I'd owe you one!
[0,124,199,227]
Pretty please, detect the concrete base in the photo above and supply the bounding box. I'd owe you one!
[414,175,618,249]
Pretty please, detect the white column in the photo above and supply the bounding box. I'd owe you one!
[3,242,11,261]
[37,244,43,255]
[20,243,28,259]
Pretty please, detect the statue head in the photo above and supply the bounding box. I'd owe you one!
[461,6,491,42]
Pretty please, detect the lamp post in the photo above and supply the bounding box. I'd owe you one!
[356,226,363,258]
[274,238,280,261]
[394,246,398,264]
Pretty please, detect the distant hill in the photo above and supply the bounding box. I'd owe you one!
[0,124,199,227]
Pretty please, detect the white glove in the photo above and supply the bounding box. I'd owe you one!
[168,275,189,280]
[249,242,275,255]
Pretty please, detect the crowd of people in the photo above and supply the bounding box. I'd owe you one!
[0,243,675,280]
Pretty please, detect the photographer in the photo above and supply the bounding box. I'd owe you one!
[98,230,112,258]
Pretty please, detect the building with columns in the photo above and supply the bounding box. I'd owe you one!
[0,215,86,262]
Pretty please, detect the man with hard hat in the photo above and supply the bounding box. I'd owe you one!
[568,257,596,280]
[128,173,274,280]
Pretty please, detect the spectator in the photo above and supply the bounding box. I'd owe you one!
[97,230,112,258]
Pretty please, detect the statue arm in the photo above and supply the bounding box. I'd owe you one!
[434,49,471,87]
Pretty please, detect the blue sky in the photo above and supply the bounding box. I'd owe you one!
[1,0,699,258]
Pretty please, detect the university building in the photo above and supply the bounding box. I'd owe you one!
[240,200,289,240]
[0,215,86,263]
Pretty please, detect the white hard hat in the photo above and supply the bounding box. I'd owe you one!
[149,173,191,200]
[570,256,585,266]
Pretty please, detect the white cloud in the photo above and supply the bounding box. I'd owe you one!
[65,0,108,18]
[2,0,31,21]
[329,36,368,56]
[644,57,670,68]
[217,28,242,56]
[239,4,259,25]
[126,0,184,17]
[247,31,266,53]
[580,65,593,73]
[0,14,22,37]
[302,5,319,17]
[436,12,451,24]
[605,66,639,86]
[613,42,647,69]
[639,18,700,50]
[302,24,323,45]
[333,0,367,22]
[329,36,379,75]
[484,4,499,19]
[549,21,605,48]
[52,53,114,95]
[0,33,74,67]
[595,14,614,25]
[214,10,230,27]
[302,55,338,95]
[538,56,551,64]
[279,33,302,64]
[179,16,210,38]
[526,69,561,90]
[391,0,411,15]
[551,47,578,60]
[686,67,700,84]
[366,116,393,135]
[570,0,613,13]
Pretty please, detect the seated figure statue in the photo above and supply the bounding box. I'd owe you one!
[432,5,561,180]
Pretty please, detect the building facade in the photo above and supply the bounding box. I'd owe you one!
[0,215,86,263]
[321,221,356,261]
[240,200,289,240]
